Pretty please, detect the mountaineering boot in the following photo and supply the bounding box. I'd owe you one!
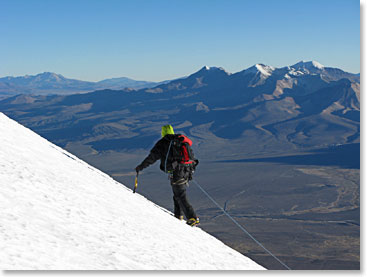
[186,217,199,226]
[175,215,184,221]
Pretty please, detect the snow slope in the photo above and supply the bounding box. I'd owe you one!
[0,113,265,270]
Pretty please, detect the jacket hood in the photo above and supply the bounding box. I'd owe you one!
[161,125,175,137]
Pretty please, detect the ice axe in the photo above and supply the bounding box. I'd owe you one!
[133,172,139,193]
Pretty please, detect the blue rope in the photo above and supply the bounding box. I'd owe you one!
[192,179,291,270]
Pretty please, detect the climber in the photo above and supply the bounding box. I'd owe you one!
[135,124,199,226]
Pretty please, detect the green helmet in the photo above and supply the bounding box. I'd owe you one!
[161,124,175,137]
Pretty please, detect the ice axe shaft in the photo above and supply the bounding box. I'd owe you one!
[133,172,138,193]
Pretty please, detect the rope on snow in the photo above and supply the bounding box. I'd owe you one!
[192,179,291,270]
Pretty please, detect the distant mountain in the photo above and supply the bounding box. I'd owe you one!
[0,72,166,96]
[0,72,95,95]
[95,77,169,90]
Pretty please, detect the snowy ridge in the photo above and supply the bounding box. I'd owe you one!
[0,113,265,270]
[255,64,275,76]
[243,64,274,76]
[242,61,326,78]
[291,60,325,70]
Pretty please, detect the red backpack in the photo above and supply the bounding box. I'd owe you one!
[164,134,197,172]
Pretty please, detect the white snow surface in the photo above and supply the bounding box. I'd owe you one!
[0,113,265,270]
[310,61,324,69]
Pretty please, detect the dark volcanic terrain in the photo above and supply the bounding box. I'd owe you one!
[0,61,360,269]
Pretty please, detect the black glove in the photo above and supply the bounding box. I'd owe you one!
[135,165,144,173]
[194,159,199,169]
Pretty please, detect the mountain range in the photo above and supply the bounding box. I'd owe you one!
[0,60,360,151]
[0,72,170,97]
[0,60,359,99]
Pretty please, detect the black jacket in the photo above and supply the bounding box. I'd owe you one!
[138,134,197,172]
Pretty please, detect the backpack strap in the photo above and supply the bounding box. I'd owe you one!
[164,140,173,173]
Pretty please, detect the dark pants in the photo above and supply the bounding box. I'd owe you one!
[172,184,197,220]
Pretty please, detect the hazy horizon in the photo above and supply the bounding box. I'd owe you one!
[1,0,360,82]
[0,60,360,83]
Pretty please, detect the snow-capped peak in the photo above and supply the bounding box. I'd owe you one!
[38,72,65,78]
[201,65,229,72]
[255,64,275,76]
[191,66,231,77]
[243,63,275,76]
[291,60,325,70]
[30,72,67,83]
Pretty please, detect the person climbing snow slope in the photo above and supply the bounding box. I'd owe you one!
[135,125,199,226]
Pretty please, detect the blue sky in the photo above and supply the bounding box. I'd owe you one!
[0,0,360,81]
